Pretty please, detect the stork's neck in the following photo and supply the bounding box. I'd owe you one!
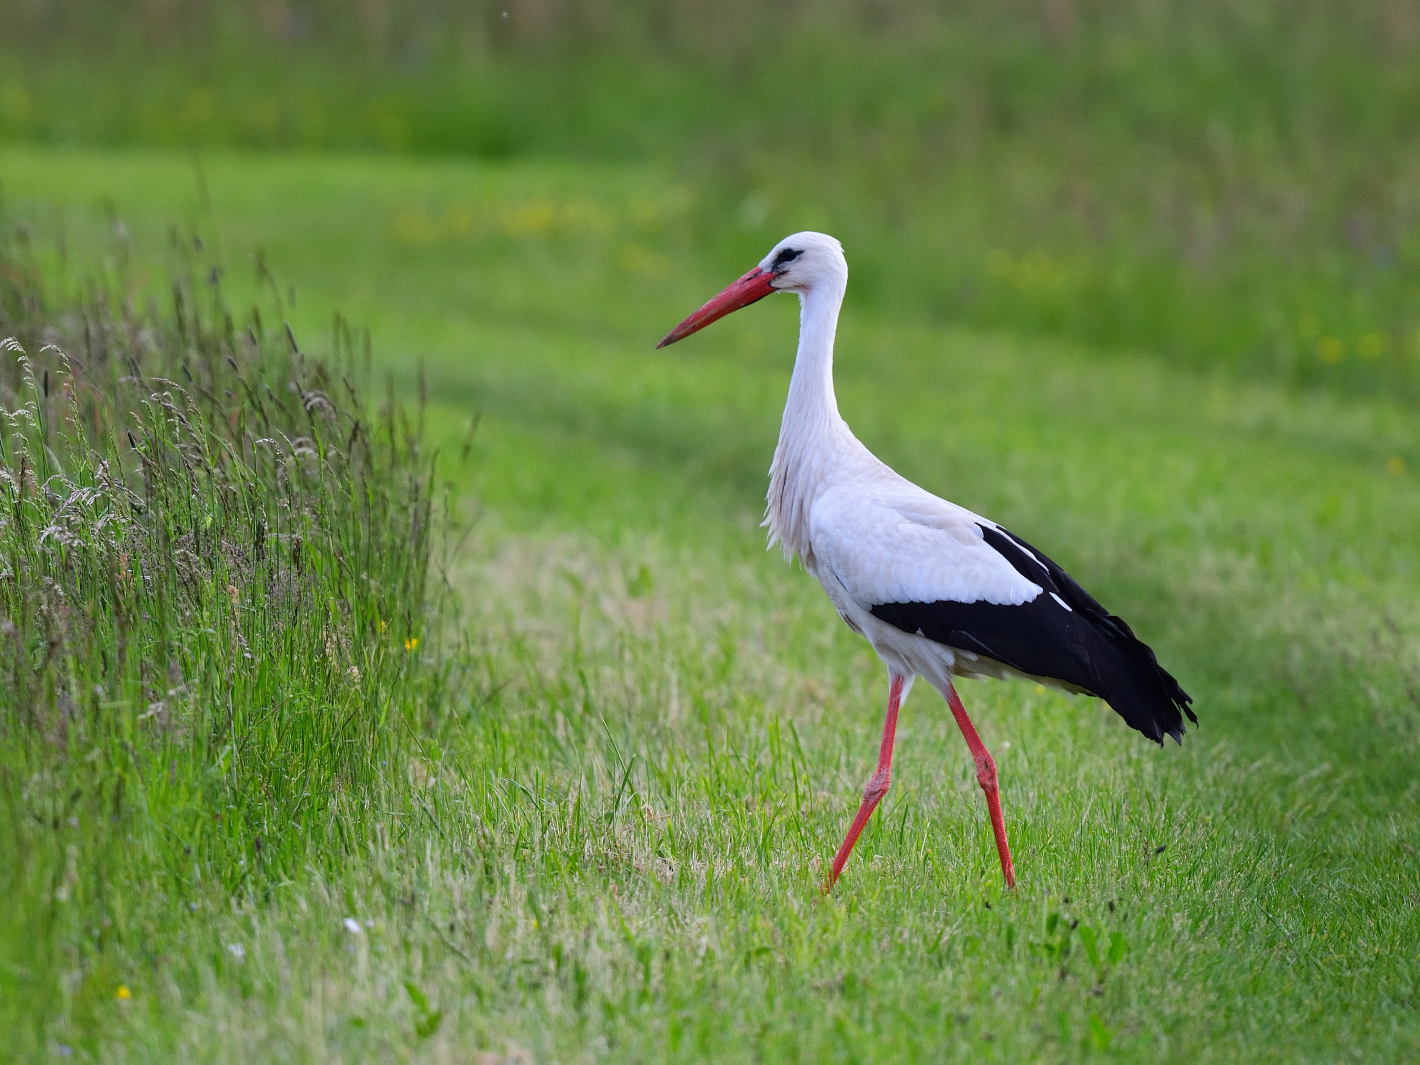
[766,277,859,562]
[784,281,847,431]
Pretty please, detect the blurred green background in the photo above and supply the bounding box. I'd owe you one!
[5,0,1420,397]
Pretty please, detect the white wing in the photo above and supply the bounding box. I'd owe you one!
[810,479,1041,609]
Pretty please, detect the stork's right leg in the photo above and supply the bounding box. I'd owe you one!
[825,673,908,892]
[944,681,1017,889]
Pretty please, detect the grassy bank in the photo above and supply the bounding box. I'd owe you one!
[0,206,457,1057]
[0,148,1416,1061]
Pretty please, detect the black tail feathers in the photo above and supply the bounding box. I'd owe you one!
[1080,610,1195,744]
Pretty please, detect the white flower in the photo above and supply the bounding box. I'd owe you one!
[226,943,245,961]
[343,917,363,935]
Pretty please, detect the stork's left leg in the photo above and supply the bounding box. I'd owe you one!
[944,681,1017,889]
[824,673,908,893]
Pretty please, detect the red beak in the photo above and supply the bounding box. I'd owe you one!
[656,266,776,348]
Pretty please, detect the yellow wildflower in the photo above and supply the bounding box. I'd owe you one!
[1317,336,1345,363]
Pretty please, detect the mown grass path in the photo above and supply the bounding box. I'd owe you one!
[2,148,1418,1062]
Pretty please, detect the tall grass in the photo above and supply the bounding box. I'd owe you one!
[0,220,453,1054]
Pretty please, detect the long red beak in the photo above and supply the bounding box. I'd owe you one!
[656,266,776,348]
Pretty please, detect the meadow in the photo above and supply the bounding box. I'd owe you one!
[7,1,1420,398]
[0,145,1415,1062]
[0,2,1418,1059]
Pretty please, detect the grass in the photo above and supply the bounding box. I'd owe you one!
[6,1,1420,397]
[0,195,453,1058]
[0,146,1418,1062]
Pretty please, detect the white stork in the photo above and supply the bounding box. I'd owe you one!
[657,232,1194,892]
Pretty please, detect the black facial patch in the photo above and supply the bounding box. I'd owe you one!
[771,247,802,269]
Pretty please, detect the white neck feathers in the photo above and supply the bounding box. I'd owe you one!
[765,275,857,564]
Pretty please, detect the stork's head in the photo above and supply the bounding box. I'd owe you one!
[656,232,846,348]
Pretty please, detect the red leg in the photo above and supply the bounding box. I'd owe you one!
[824,674,906,893]
[945,682,1016,889]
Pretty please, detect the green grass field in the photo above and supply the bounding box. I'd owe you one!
[9,1,1420,400]
[2,146,1418,1062]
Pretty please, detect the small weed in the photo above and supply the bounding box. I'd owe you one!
[404,981,443,1040]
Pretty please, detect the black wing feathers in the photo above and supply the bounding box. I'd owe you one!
[869,525,1195,744]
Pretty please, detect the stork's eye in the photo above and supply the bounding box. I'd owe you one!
[772,247,802,269]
